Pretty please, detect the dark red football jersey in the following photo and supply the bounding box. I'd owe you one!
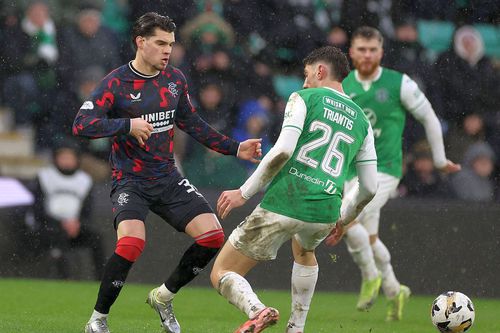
[73,62,239,184]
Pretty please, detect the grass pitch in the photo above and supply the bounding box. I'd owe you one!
[0,278,498,333]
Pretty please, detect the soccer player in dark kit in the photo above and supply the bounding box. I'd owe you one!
[74,12,262,333]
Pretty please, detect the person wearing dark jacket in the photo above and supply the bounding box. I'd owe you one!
[33,140,105,279]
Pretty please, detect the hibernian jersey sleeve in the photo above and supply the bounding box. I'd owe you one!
[73,71,131,138]
[400,74,447,168]
[355,124,377,166]
[281,92,307,134]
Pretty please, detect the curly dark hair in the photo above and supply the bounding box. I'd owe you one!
[302,46,350,81]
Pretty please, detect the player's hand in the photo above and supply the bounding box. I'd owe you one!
[237,138,262,163]
[62,218,81,239]
[130,118,154,147]
[217,189,247,219]
[325,221,345,246]
[438,160,461,174]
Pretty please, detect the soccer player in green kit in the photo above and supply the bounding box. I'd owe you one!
[210,46,378,333]
[339,26,461,321]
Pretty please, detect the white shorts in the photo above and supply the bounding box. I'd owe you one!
[228,205,335,261]
[342,172,400,235]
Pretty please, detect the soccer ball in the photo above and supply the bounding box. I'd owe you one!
[431,291,475,332]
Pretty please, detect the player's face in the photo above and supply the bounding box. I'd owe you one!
[140,28,175,71]
[303,64,320,89]
[349,37,383,77]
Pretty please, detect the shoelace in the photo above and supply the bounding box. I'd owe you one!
[164,302,177,324]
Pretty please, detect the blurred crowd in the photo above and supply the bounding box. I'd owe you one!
[1,0,500,203]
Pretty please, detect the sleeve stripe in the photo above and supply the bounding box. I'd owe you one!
[282,125,303,133]
[355,159,377,164]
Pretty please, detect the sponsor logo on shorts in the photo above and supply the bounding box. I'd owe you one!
[117,192,129,206]
[112,280,124,288]
[192,267,203,275]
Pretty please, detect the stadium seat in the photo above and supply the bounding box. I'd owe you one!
[417,20,455,53]
[272,74,303,100]
[475,24,500,58]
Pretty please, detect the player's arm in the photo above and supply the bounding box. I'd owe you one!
[217,92,306,219]
[72,75,152,144]
[401,74,460,173]
[341,125,378,226]
[325,126,378,246]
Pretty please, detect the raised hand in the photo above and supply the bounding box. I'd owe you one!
[237,138,263,163]
[438,159,461,174]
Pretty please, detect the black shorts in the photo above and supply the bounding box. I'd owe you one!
[110,170,213,232]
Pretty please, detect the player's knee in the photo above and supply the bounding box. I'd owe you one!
[115,236,145,262]
[209,269,221,290]
[371,239,390,264]
[369,234,378,244]
[195,228,225,249]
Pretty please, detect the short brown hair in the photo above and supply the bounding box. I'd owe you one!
[302,46,350,81]
[351,26,384,45]
[131,12,176,50]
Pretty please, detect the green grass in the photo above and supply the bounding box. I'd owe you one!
[0,278,498,333]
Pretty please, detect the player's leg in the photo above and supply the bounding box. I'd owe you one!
[85,185,149,333]
[147,213,222,333]
[362,173,410,320]
[369,234,411,321]
[85,219,146,333]
[147,175,223,333]
[211,205,287,332]
[211,242,266,320]
[287,222,332,333]
[342,178,380,310]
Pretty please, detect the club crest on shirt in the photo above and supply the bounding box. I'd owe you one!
[375,88,389,102]
[168,82,178,97]
[117,192,129,206]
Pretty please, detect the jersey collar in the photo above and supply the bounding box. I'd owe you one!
[354,67,383,91]
[128,61,160,78]
[322,86,351,99]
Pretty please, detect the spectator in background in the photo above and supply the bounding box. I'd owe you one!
[445,113,486,164]
[50,66,105,148]
[195,82,232,132]
[0,1,58,131]
[401,141,450,198]
[450,142,496,202]
[433,25,499,126]
[383,18,430,87]
[326,26,349,53]
[233,98,272,173]
[128,0,197,27]
[32,139,105,279]
[57,5,120,89]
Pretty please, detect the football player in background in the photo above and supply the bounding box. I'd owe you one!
[73,12,262,333]
[338,26,460,321]
[210,46,378,333]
